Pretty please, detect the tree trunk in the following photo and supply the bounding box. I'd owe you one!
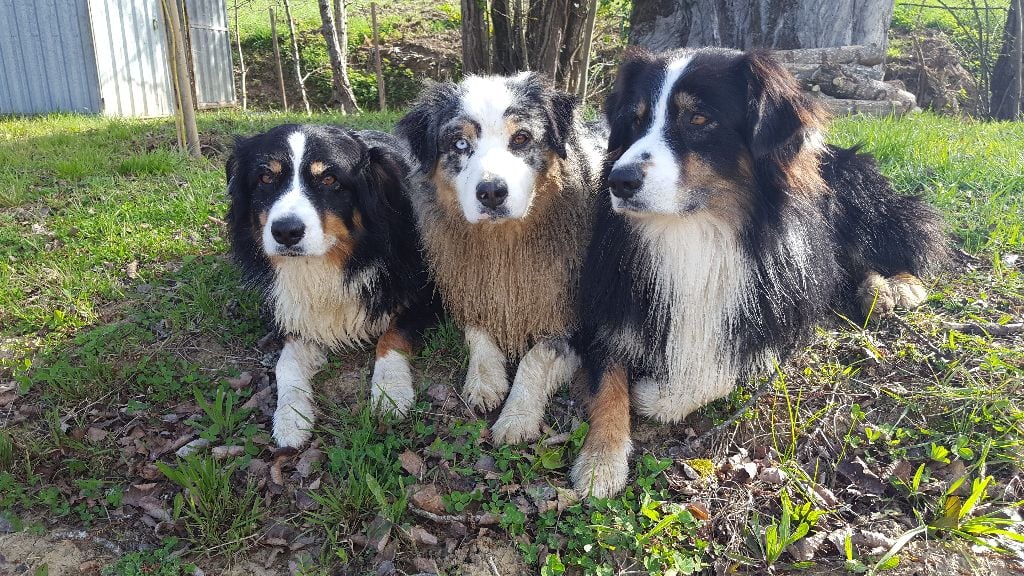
[629,0,894,53]
[461,0,490,75]
[318,0,360,114]
[526,0,569,78]
[991,0,1023,119]
[282,0,311,115]
[333,0,362,112]
[476,0,596,90]
[491,0,526,74]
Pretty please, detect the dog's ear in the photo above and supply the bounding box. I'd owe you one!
[395,81,458,172]
[355,142,410,228]
[742,49,827,188]
[741,48,827,191]
[225,135,247,192]
[544,88,578,160]
[604,49,654,158]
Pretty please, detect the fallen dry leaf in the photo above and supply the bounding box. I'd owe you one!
[85,427,108,442]
[296,447,323,478]
[399,449,426,479]
[408,525,438,546]
[410,483,445,515]
[226,371,253,390]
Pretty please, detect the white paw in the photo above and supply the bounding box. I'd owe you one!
[632,378,695,423]
[858,273,894,317]
[463,329,508,412]
[491,400,543,445]
[273,401,314,448]
[571,443,631,499]
[464,359,509,412]
[890,274,928,309]
[371,350,415,418]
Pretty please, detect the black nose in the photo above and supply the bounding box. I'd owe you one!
[270,216,306,247]
[608,164,644,199]
[476,179,509,209]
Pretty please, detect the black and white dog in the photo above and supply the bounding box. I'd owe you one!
[226,124,435,448]
[570,48,949,497]
[396,73,604,444]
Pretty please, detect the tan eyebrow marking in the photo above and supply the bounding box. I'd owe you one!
[309,161,327,176]
[268,160,283,173]
[674,91,698,110]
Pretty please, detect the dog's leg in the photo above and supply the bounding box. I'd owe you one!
[857,271,928,318]
[571,364,632,498]
[273,337,326,448]
[371,319,416,418]
[462,326,509,412]
[492,338,580,444]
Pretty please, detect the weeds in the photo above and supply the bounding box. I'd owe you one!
[157,456,263,553]
[102,539,196,576]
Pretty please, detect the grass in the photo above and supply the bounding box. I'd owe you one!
[0,109,1021,574]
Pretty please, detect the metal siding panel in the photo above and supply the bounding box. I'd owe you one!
[185,0,234,107]
[88,0,173,117]
[0,0,98,114]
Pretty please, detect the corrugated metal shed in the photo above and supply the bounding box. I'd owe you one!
[0,0,102,114]
[185,0,236,108]
[88,0,176,117]
[0,0,235,117]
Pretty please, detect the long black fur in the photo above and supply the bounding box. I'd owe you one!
[225,124,437,346]
[578,48,950,394]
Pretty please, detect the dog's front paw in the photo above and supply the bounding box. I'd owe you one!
[371,350,415,418]
[273,401,314,448]
[858,272,896,317]
[464,356,509,412]
[571,443,631,499]
[859,272,928,318]
[889,273,928,309]
[491,401,542,445]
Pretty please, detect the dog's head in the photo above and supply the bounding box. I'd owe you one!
[604,48,827,219]
[226,124,408,268]
[396,72,578,223]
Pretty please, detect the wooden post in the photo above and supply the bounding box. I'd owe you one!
[161,0,200,158]
[270,7,288,111]
[234,0,247,110]
[371,2,386,110]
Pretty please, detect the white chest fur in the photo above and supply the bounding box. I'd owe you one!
[629,215,752,421]
[271,257,389,349]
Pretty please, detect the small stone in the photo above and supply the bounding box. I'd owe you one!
[211,445,244,459]
[757,467,788,485]
[411,557,438,573]
[175,438,209,457]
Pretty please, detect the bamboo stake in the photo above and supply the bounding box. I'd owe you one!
[161,0,200,158]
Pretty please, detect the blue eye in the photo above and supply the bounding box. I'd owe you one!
[454,138,469,151]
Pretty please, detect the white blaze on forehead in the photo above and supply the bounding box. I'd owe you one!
[611,55,694,214]
[454,75,539,223]
[262,130,330,256]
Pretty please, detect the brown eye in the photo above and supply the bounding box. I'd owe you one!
[690,113,708,126]
[321,174,336,186]
[260,173,274,184]
[511,131,531,148]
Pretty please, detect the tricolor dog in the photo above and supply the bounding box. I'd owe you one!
[570,48,949,497]
[226,125,435,448]
[396,73,604,443]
